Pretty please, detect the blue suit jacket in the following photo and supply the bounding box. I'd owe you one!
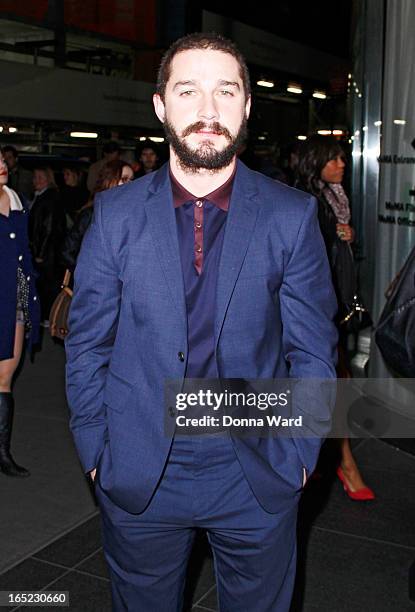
[65,160,338,514]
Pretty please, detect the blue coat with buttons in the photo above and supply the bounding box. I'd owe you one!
[0,201,40,360]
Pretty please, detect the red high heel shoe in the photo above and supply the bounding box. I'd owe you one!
[336,466,375,501]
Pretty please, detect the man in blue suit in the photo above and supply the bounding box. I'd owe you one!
[66,32,337,611]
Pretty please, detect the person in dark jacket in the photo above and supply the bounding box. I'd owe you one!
[60,166,89,226]
[62,160,133,272]
[2,145,33,200]
[134,140,160,179]
[28,167,66,324]
[296,135,375,501]
[0,149,40,477]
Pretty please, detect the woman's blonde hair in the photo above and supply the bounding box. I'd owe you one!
[34,166,58,189]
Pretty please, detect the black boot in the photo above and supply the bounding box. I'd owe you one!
[0,392,30,477]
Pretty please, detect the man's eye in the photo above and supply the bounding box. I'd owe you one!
[179,90,195,96]
[219,90,233,96]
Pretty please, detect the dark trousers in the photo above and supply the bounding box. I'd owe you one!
[95,434,298,612]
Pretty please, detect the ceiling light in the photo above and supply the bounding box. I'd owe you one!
[374,120,382,127]
[312,91,326,99]
[9,126,17,133]
[393,119,406,125]
[332,130,343,136]
[317,130,332,136]
[287,85,302,94]
[0,126,3,133]
[70,131,98,138]
[362,126,368,131]
[257,80,274,88]
[149,137,164,142]
[297,135,307,141]
[258,136,266,140]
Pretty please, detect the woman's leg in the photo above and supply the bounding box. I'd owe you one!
[0,322,25,391]
[339,437,370,491]
[337,344,374,494]
[0,323,30,477]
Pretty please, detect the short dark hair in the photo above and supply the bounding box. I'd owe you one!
[63,165,82,175]
[102,141,121,155]
[156,32,251,101]
[296,135,345,197]
[135,139,159,159]
[2,145,18,158]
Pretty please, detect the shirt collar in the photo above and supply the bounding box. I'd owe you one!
[3,185,23,211]
[34,187,48,198]
[170,164,236,211]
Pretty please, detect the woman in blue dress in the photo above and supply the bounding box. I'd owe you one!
[0,149,40,477]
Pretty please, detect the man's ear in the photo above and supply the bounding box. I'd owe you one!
[153,94,166,123]
[245,95,251,120]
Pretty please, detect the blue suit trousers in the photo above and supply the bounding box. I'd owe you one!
[95,433,298,612]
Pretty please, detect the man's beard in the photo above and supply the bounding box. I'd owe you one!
[163,118,248,173]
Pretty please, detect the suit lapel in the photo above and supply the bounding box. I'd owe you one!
[144,164,187,323]
[214,160,259,348]
[143,161,259,348]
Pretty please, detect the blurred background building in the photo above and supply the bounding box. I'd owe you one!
[0,1,350,161]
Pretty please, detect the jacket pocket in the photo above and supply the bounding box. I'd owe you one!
[103,370,135,413]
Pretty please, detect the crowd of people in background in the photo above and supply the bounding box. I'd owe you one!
[0,141,160,327]
[62,159,135,272]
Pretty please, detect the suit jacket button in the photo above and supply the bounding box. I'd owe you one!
[168,406,176,417]
[178,351,185,362]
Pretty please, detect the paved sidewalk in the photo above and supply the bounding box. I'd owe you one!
[1,332,96,574]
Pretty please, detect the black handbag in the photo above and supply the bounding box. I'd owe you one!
[332,238,357,308]
[375,246,415,376]
[332,238,371,332]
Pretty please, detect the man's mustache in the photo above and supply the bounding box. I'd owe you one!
[181,121,232,141]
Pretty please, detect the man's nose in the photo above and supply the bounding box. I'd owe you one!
[197,94,219,121]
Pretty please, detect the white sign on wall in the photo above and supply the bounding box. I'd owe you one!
[0,59,159,129]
